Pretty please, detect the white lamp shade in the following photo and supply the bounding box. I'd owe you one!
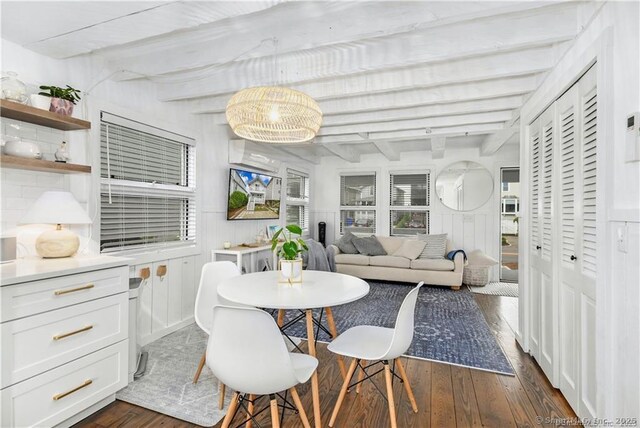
[20,191,92,225]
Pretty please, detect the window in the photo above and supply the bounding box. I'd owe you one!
[389,172,430,236]
[285,169,309,232]
[100,112,196,253]
[340,174,376,234]
[502,198,519,214]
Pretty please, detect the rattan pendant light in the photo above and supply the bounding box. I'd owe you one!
[226,39,322,144]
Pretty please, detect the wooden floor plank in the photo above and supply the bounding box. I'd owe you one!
[450,366,482,427]
[430,363,456,427]
[74,294,578,428]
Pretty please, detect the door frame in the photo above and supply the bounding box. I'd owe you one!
[499,166,520,282]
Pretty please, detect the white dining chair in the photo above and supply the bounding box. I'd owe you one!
[193,261,245,409]
[327,281,424,428]
[207,305,318,428]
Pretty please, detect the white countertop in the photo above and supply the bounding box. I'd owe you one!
[0,255,131,286]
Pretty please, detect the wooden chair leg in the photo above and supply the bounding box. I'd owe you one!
[290,387,311,428]
[218,382,226,410]
[325,307,348,380]
[246,394,255,428]
[193,352,206,384]
[384,362,398,428]
[329,358,359,427]
[395,358,418,413]
[221,392,239,428]
[356,360,367,394]
[277,309,285,327]
[270,396,280,428]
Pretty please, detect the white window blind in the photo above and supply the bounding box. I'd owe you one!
[286,169,309,231]
[100,112,196,253]
[389,172,430,236]
[340,173,376,235]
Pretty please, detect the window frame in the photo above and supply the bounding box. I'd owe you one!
[389,170,431,237]
[339,172,377,236]
[285,168,310,234]
[99,111,196,254]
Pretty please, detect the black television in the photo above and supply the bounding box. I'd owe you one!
[227,168,282,220]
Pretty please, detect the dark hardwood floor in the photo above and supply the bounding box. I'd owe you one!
[75,294,576,427]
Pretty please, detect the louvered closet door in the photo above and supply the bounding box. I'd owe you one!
[577,65,597,419]
[557,84,580,410]
[537,105,558,382]
[528,117,542,360]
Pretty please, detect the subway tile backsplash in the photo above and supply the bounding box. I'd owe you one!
[1,118,69,233]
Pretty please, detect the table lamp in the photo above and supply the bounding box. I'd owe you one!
[20,191,92,258]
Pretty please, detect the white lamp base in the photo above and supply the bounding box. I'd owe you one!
[36,225,80,258]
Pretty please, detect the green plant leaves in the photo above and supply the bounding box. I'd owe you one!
[37,84,81,104]
[286,224,303,235]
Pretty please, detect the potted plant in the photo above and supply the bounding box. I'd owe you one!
[271,224,308,284]
[38,85,81,116]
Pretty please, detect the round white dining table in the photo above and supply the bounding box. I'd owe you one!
[217,270,369,428]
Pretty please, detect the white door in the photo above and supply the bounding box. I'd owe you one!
[557,83,580,410]
[537,105,559,383]
[577,66,598,418]
[528,117,542,360]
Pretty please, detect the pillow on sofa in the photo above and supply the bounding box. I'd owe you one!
[393,239,427,260]
[352,236,387,256]
[417,233,448,259]
[336,231,359,254]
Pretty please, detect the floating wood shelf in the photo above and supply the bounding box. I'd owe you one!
[0,99,91,131]
[0,155,91,174]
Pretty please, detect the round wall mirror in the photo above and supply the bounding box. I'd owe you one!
[435,161,493,211]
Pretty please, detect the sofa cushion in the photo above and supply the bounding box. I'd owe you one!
[370,255,411,269]
[352,236,387,256]
[375,236,405,255]
[336,231,359,254]
[417,233,448,259]
[392,239,427,260]
[411,258,455,271]
[335,254,370,266]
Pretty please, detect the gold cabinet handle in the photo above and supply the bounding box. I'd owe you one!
[54,284,94,296]
[53,379,92,401]
[53,325,93,341]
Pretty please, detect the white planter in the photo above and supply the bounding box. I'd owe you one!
[30,94,51,110]
[279,259,302,283]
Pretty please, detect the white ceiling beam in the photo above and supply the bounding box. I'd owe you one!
[157,4,579,102]
[320,144,361,163]
[372,141,401,161]
[313,122,506,146]
[199,73,541,117]
[186,42,564,110]
[480,127,519,156]
[108,1,576,84]
[21,2,284,58]
[318,111,513,137]
[430,137,447,159]
[210,94,523,125]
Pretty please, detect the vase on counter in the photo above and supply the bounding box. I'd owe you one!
[30,94,52,110]
[49,98,74,116]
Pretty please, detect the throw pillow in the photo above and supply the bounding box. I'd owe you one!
[336,231,359,254]
[417,233,448,259]
[352,236,387,256]
[393,239,427,260]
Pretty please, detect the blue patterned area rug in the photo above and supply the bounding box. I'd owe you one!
[277,281,515,376]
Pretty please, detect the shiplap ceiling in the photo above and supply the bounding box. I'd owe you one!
[1,1,600,162]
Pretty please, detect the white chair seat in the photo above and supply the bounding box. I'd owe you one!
[327,325,395,360]
[290,353,318,384]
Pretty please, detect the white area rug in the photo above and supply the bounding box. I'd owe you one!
[116,324,230,427]
[468,281,519,298]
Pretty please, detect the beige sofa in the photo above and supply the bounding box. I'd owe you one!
[329,236,464,290]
